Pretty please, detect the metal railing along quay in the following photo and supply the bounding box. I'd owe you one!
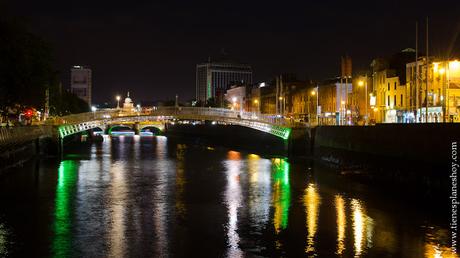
[0,126,54,150]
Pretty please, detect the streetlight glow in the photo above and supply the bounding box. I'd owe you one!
[91,106,97,112]
[116,95,121,109]
[311,90,316,96]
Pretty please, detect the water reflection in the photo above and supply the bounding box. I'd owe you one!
[351,199,374,257]
[224,150,243,257]
[1,138,457,257]
[108,162,128,257]
[53,160,78,258]
[175,144,187,219]
[247,154,271,231]
[425,242,458,258]
[272,158,291,234]
[152,136,170,257]
[335,194,346,255]
[424,228,458,258]
[303,183,320,254]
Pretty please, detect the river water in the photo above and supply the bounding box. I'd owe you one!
[0,136,457,257]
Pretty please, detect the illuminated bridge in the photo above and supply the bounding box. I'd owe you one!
[48,107,300,141]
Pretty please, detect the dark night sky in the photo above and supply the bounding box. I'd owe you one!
[4,0,460,104]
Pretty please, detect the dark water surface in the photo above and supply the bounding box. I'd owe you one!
[0,136,456,257]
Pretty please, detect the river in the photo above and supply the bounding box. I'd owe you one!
[0,135,456,257]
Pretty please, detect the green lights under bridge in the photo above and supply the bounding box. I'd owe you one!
[53,107,297,140]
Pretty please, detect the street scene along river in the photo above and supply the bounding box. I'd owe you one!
[0,136,456,257]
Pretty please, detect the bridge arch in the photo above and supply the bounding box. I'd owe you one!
[139,126,162,136]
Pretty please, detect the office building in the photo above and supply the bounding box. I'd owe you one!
[196,60,252,104]
[70,66,92,106]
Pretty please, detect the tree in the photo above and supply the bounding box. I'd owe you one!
[0,18,53,113]
[0,15,88,117]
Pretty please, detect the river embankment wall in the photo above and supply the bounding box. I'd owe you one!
[313,123,459,166]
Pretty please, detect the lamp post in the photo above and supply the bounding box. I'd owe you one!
[91,106,97,119]
[358,77,368,125]
[310,89,317,125]
[116,95,121,109]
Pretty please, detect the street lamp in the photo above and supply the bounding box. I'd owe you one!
[253,99,259,113]
[116,95,121,109]
[91,106,97,118]
[358,77,368,125]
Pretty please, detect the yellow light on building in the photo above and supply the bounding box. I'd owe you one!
[253,99,259,104]
[279,97,283,100]
[358,80,364,87]
[341,101,345,105]
[450,60,460,71]
[311,90,316,96]
[439,68,445,75]
[373,107,378,112]
[433,62,439,73]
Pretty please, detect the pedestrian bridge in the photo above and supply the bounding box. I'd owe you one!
[47,107,300,140]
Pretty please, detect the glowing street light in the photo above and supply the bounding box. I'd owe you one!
[253,99,260,113]
[91,106,97,118]
[358,77,368,125]
[116,95,121,109]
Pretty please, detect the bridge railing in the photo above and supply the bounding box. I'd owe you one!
[55,107,307,128]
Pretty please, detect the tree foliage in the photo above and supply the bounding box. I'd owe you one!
[0,16,88,117]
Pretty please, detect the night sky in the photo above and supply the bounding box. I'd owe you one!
[4,1,460,104]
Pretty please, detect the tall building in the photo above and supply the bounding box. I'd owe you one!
[70,66,92,106]
[196,60,252,104]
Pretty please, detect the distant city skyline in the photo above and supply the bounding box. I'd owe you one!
[4,1,460,104]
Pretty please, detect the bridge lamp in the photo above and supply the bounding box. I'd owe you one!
[116,95,121,109]
[91,106,97,119]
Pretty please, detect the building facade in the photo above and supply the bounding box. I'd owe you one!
[372,69,406,123]
[70,66,92,106]
[317,79,352,125]
[406,58,460,122]
[196,61,252,104]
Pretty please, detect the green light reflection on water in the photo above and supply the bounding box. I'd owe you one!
[272,158,291,233]
[53,160,78,258]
